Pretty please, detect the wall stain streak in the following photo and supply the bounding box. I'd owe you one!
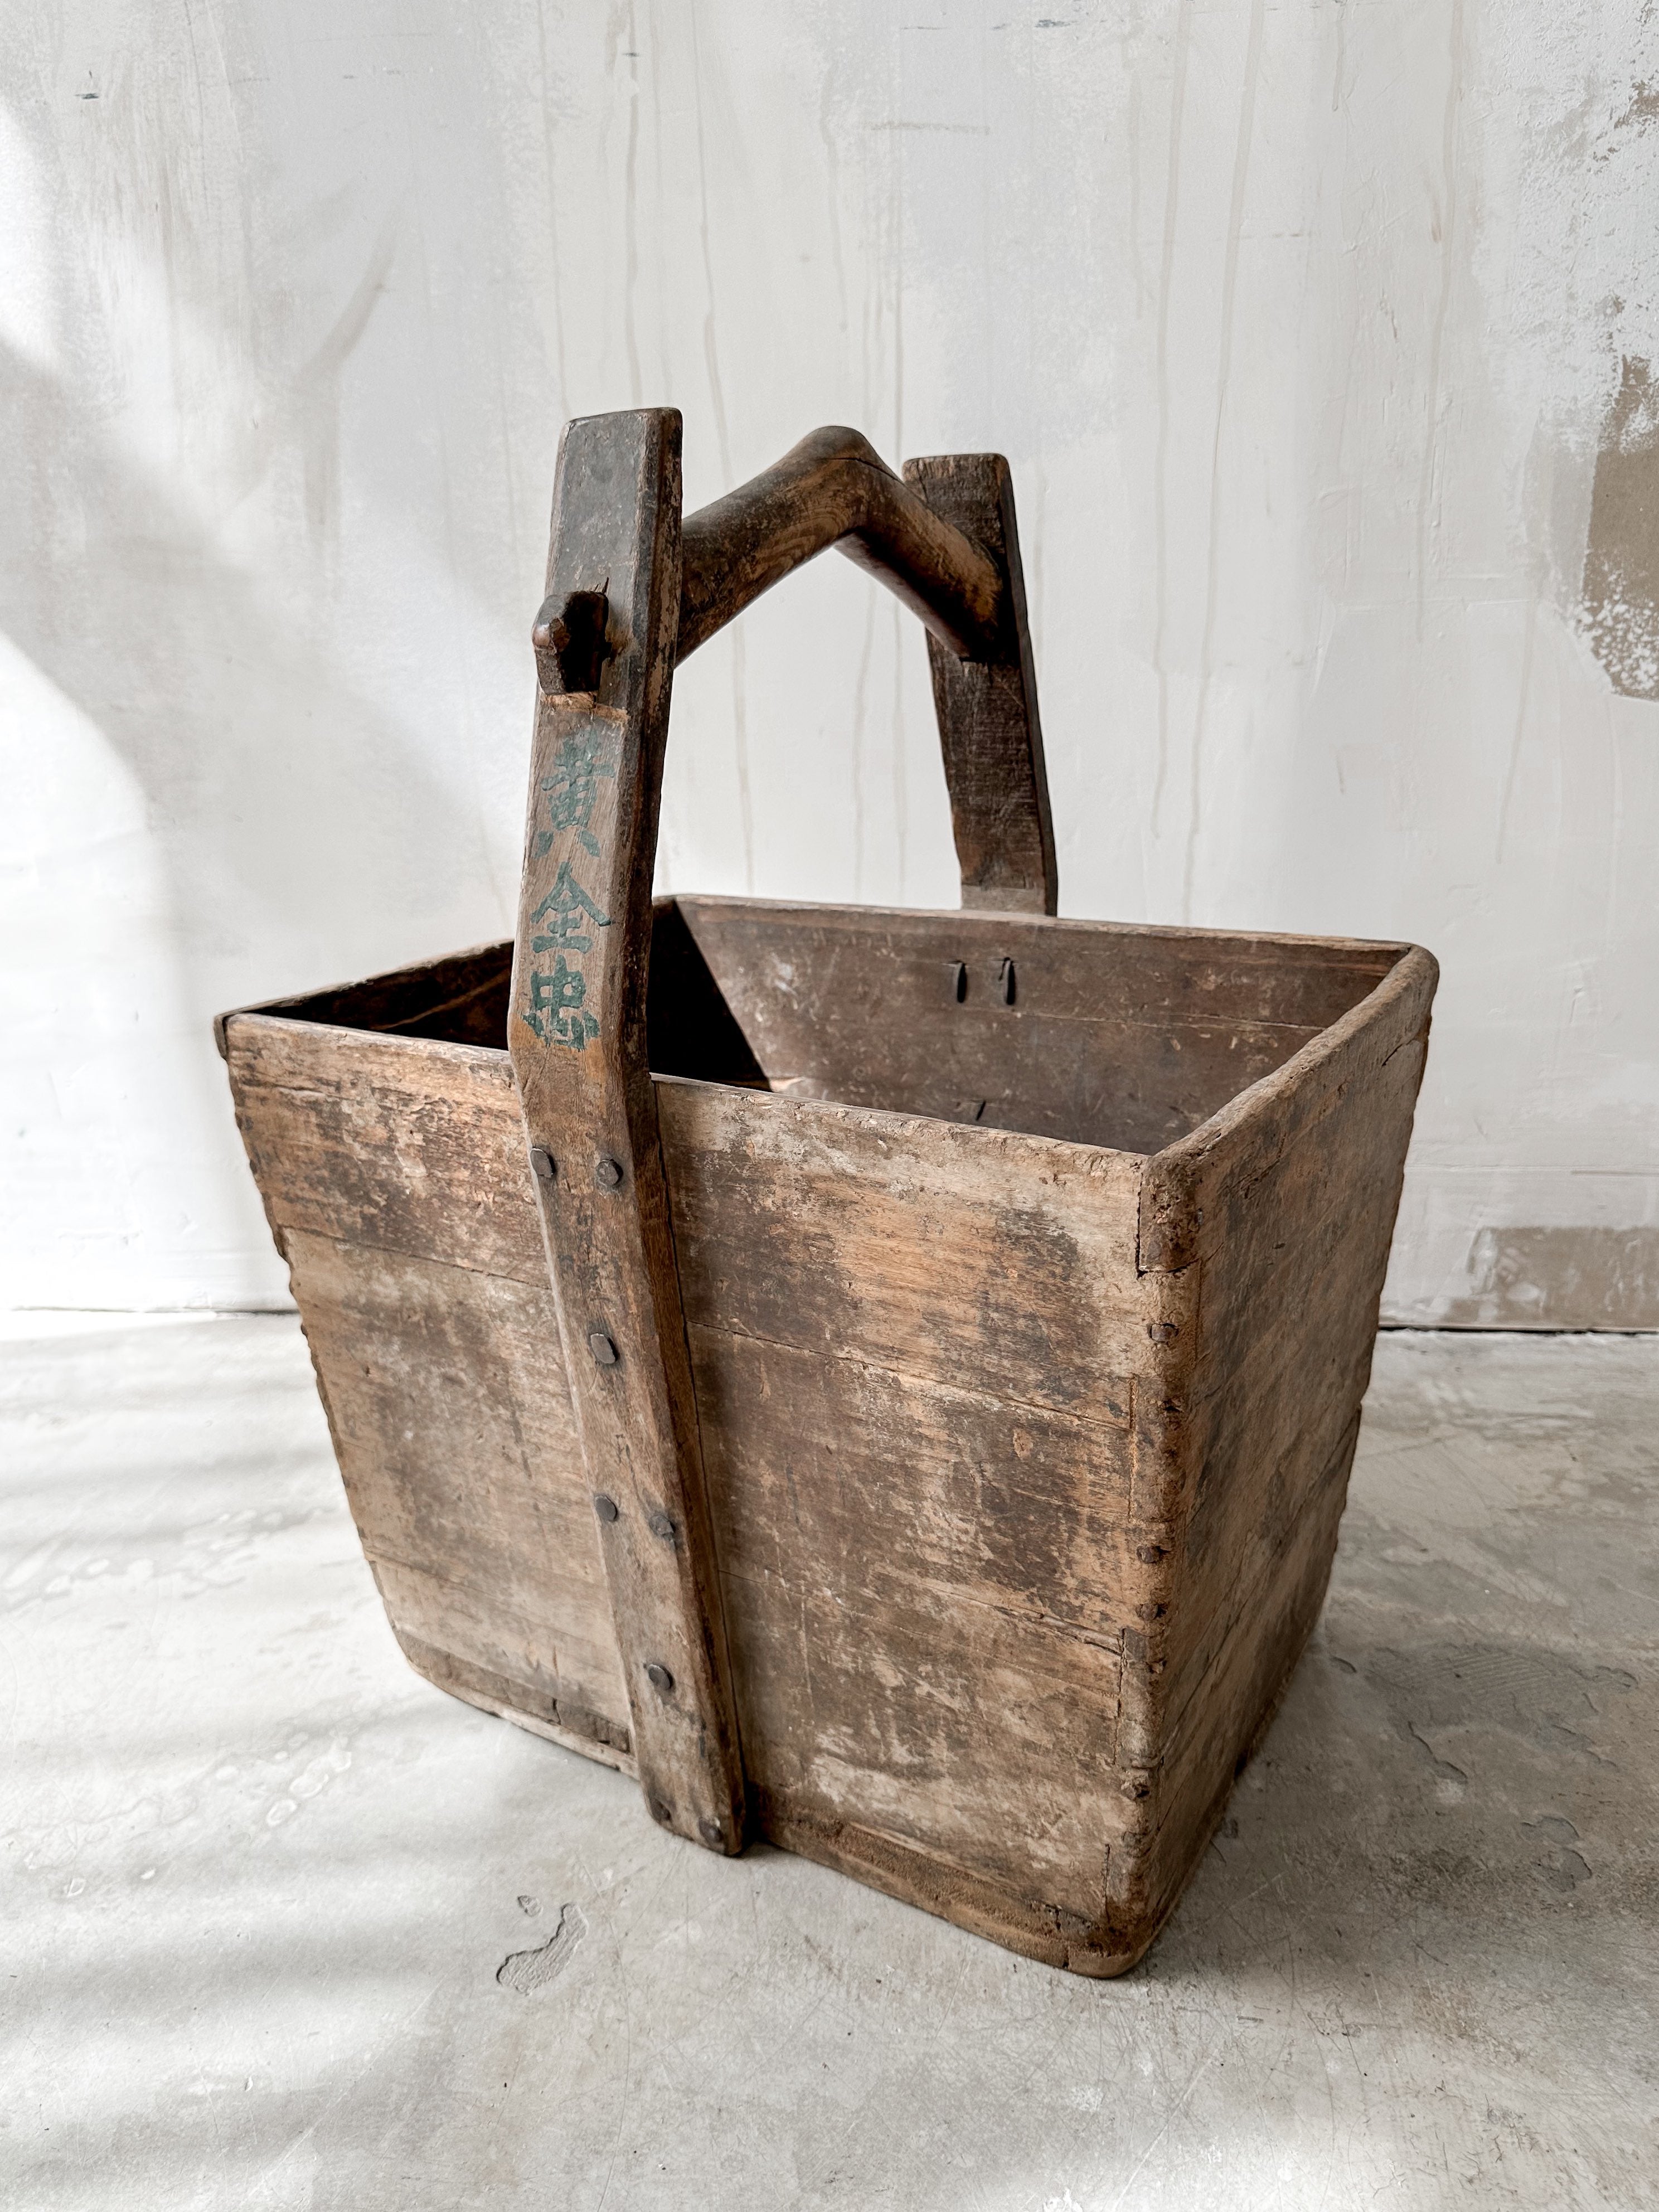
[688,0,753,888]
[1414,0,1464,639]
[1149,0,1195,842]
[1181,0,1265,923]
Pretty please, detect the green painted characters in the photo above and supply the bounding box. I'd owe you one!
[522,721,620,1052]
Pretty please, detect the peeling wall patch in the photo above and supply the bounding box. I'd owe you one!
[1580,358,1659,698]
[1440,1226,1659,1331]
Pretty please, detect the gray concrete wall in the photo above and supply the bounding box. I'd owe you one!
[3,1,1656,1323]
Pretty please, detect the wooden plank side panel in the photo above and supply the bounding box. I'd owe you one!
[279,1229,630,1748]
[221,941,514,1052]
[226,1017,545,1284]
[692,1327,1131,1914]
[660,1079,1152,1925]
[658,1080,1147,1421]
[1121,1416,1360,1932]
[675,898,1404,1032]
[1175,1033,1432,1598]
[1119,952,1437,1935]
[664,900,1406,1156]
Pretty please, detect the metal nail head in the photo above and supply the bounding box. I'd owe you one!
[644,1662,674,1695]
[594,1156,623,1189]
[697,1818,725,1847]
[647,1510,677,1543]
[593,1493,619,1523]
[589,1332,619,1366]
[648,1796,673,1826]
[529,1146,555,1182]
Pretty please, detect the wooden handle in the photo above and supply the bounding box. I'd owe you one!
[676,426,1007,664]
[512,409,748,1856]
[511,408,1054,1858]
[664,425,1056,915]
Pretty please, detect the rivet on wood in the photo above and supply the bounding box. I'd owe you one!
[647,1510,677,1543]
[593,1493,620,1522]
[648,1796,673,1826]
[589,1331,619,1366]
[594,1156,624,1189]
[644,1662,675,1694]
[529,1146,556,1182]
[697,1817,725,1847]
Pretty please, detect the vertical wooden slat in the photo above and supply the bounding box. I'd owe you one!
[508,408,745,1855]
[904,453,1058,916]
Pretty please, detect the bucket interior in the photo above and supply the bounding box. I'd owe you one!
[261,898,1403,1158]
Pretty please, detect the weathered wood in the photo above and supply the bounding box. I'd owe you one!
[509,409,746,1855]
[905,454,1057,914]
[1138,946,1438,1271]
[224,916,1433,1972]
[676,426,1004,664]
[1105,948,1438,1952]
[654,898,1405,1157]
[219,410,1439,1976]
[224,1016,544,1283]
[657,1080,1144,1417]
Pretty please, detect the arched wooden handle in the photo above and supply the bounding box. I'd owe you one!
[531,421,1058,918]
[675,426,1007,664]
[511,410,1056,1864]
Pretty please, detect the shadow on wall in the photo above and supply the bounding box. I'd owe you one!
[0,307,505,1304]
[0,337,481,980]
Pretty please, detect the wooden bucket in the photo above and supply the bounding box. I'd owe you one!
[220,411,1436,1975]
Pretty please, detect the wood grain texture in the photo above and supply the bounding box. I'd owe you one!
[222,873,1435,1974]
[216,942,513,1059]
[1109,945,1439,1953]
[264,1221,628,1755]
[509,409,746,1855]
[676,426,1003,664]
[655,1083,1148,1932]
[224,1016,542,1282]
[658,898,1404,1158]
[905,454,1056,915]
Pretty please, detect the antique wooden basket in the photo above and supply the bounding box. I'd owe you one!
[220,411,1435,1975]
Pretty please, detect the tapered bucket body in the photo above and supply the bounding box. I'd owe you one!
[223,891,1434,1973]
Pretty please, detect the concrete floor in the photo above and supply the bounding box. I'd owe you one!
[3,1318,1656,2210]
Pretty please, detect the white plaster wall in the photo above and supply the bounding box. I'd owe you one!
[3,0,1655,1321]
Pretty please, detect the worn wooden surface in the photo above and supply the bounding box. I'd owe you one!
[215,414,1435,1963]
[655,898,1404,1158]
[508,409,746,1856]
[216,942,515,1058]
[221,1017,631,1766]
[904,455,1056,915]
[676,426,1003,664]
[1119,947,1440,1947]
[658,1083,1148,1956]
[224,895,1434,1973]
